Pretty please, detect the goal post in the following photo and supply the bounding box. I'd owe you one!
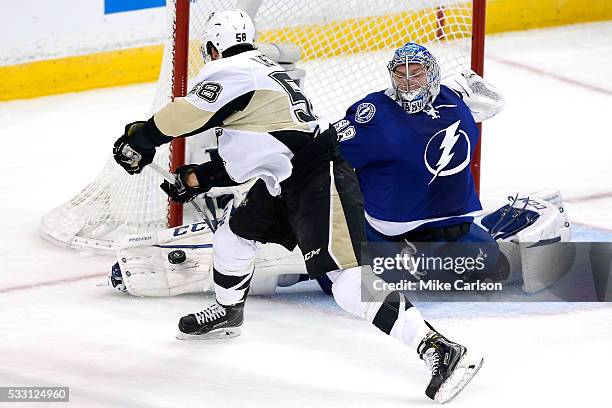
[41,0,486,251]
[168,0,191,227]
[470,0,486,194]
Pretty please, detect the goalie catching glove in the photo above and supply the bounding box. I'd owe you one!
[443,70,505,123]
[112,119,172,174]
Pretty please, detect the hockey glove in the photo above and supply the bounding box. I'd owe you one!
[444,70,505,122]
[112,121,157,174]
[160,165,206,203]
[114,118,174,174]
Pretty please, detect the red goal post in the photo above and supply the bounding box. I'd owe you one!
[470,0,486,194]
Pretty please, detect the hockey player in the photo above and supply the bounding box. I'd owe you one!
[112,10,482,403]
[335,42,505,276]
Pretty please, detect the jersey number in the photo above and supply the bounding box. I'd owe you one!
[334,119,356,142]
[268,71,316,123]
[189,82,223,103]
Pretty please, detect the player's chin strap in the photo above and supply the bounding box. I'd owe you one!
[121,145,217,232]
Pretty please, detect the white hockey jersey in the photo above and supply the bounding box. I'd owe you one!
[153,50,320,196]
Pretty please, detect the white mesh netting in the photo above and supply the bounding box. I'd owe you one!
[41,0,476,251]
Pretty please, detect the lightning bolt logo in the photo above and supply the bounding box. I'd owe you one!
[424,120,471,184]
[355,103,376,123]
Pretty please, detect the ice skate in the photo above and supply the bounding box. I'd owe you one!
[176,302,244,340]
[418,330,484,403]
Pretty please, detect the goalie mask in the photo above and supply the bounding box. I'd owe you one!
[200,9,256,62]
[387,43,441,114]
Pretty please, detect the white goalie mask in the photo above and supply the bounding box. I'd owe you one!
[387,43,441,114]
[200,9,256,62]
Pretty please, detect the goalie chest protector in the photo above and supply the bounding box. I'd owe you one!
[338,86,482,229]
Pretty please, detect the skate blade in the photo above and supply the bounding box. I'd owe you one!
[175,327,241,341]
[434,353,484,404]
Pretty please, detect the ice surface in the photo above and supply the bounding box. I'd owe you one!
[0,22,611,407]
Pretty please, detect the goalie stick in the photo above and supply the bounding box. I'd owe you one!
[120,146,217,232]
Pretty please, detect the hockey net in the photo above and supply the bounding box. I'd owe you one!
[41,0,484,251]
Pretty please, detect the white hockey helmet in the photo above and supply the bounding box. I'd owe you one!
[200,9,256,62]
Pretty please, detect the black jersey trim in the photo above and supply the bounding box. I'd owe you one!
[179,90,256,138]
[268,129,314,154]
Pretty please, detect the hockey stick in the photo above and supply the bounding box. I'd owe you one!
[120,146,217,232]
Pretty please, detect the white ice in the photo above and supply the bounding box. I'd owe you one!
[1,22,612,407]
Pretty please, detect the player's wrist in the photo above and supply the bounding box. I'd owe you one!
[125,118,173,151]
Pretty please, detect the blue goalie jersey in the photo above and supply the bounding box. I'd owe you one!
[336,86,483,236]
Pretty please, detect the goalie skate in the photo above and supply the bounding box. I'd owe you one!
[176,302,244,340]
[418,331,484,404]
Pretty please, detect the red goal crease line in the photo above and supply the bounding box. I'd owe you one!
[488,55,612,96]
[0,273,106,294]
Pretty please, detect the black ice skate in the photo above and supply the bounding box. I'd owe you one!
[417,330,484,404]
[176,302,244,340]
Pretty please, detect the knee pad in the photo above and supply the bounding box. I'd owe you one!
[331,267,366,317]
[331,267,407,320]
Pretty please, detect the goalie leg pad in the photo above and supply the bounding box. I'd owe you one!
[482,191,573,293]
[114,222,306,297]
[116,222,215,297]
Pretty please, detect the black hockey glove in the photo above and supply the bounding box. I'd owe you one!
[113,119,173,175]
[113,122,156,174]
[160,165,207,203]
[160,156,239,203]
